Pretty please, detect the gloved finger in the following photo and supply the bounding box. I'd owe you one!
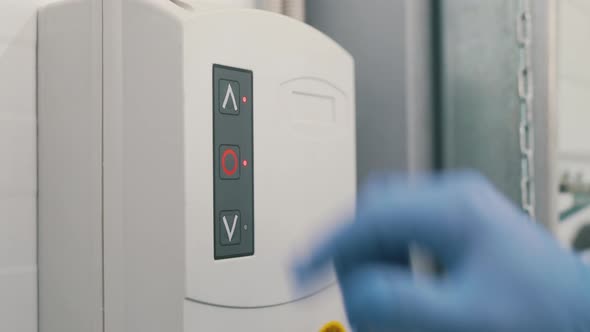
[352,174,449,271]
[295,177,475,282]
[333,245,411,279]
[339,264,465,332]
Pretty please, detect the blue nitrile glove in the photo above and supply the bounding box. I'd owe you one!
[294,172,590,332]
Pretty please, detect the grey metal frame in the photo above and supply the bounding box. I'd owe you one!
[307,0,557,227]
[532,0,558,230]
[306,0,434,184]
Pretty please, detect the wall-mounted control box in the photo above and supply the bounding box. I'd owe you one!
[38,1,356,331]
[213,65,254,259]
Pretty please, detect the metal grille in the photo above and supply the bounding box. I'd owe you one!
[517,0,536,218]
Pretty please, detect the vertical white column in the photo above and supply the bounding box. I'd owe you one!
[256,0,282,13]
[103,0,125,330]
[37,0,104,331]
[0,1,39,332]
[282,0,304,21]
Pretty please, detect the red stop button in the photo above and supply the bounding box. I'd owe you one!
[220,145,240,179]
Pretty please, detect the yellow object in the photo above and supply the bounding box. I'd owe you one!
[319,321,346,332]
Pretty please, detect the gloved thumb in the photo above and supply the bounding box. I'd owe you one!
[338,264,466,332]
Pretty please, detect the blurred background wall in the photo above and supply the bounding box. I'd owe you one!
[557,0,590,187]
[306,0,558,230]
[555,0,590,250]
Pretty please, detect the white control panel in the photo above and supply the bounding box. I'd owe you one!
[38,1,356,331]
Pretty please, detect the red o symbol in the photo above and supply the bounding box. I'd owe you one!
[221,148,239,176]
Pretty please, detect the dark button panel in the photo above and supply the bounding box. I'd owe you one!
[213,65,254,260]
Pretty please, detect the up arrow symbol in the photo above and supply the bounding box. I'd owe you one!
[222,215,238,242]
[222,84,238,112]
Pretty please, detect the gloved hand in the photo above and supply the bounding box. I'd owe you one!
[294,172,590,332]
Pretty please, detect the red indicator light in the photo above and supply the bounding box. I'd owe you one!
[242,96,248,103]
[242,159,248,167]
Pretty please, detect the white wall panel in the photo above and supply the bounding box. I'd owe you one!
[558,0,590,158]
[0,1,41,331]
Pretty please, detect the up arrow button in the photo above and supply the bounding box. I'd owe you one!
[219,79,240,115]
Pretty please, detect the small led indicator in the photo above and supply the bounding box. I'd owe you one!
[242,159,248,167]
[242,96,248,103]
